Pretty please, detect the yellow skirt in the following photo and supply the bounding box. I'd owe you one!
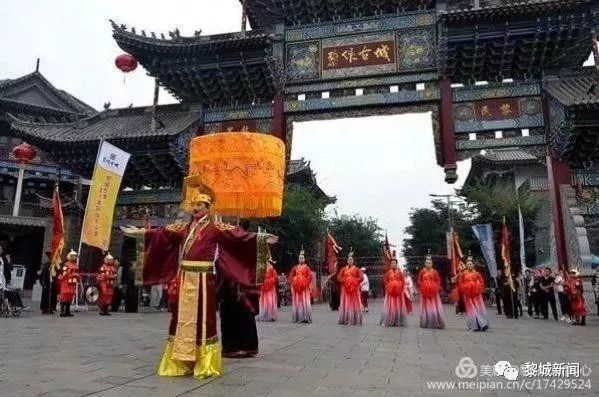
[157,338,222,379]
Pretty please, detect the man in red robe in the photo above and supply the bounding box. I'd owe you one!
[58,249,80,317]
[97,254,117,316]
[121,180,276,379]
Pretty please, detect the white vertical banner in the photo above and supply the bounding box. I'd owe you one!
[518,206,527,271]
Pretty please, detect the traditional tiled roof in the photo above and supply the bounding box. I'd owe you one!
[8,103,202,142]
[474,148,539,163]
[243,0,434,29]
[544,67,599,107]
[287,158,336,204]
[464,148,543,188]
[110,21,276,106]
[439,0,596,83]
[0,71,95,115]
[441,0,588,20]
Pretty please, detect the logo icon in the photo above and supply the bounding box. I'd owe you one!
[494,361,519,380]
[494,361,511,376]
[455,357,478,379]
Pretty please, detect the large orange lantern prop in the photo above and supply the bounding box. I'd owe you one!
[184,132,285,218]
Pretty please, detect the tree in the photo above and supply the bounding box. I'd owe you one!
[327,215,384,258]
[249,184,328,273]
[460,180,540,228]
[460,180,544,272]
[402,199,479,274]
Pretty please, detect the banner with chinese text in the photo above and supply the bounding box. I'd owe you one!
[81,141,130,250]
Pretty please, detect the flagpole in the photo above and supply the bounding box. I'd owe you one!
[75,140,104,311]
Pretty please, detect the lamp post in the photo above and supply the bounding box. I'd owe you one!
[11,142,36,216]
[429,193,455,233]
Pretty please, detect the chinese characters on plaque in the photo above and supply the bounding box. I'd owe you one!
[323,40,396,70]
[474,99,521,121]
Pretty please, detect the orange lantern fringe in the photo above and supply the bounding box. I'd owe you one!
[184,132,285,218]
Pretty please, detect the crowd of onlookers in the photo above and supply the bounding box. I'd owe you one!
[518,267,591,326]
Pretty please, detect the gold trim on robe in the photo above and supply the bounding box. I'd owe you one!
[172,270,201,361]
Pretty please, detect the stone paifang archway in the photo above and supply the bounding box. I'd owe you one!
[8,1,599,270]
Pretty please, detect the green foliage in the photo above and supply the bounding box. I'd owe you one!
[250,184,328,273]
[327,214,384,258]
[460,180,540,228]
[402,199,479,264]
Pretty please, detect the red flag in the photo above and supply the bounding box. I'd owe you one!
[501,217,515,291]
[383,233,393,272]
[326,232,341,275]
[451,232,463,277]
[50,184,65,278]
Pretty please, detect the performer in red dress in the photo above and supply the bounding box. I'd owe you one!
[121,181,276,379]
[288,247,313,323]
[458,256,489,331]
[257,259,278,322]
[97,253,117,316]
[337,249,364,325]
[417,253,445,329]
[380,258,408,327]
[567,268,586,326]
[57,249,80,317]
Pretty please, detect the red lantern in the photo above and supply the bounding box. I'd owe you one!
[12,142,36,164]
[115,54,138,73]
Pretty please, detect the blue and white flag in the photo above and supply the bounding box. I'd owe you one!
[472,224,498,278]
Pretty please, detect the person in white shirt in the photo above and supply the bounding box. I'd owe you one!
[360,267,370,312]
[554,269,570,322]
[400,264,414,313]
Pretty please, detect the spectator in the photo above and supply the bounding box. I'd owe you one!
[39,252,58,314]
[554,269,571,322]
[360,267,370,312]
[110,259,123,312]
[0,247,23,311]
[539,267,558,320]
[523,269,533,317]
[0,246,13,286]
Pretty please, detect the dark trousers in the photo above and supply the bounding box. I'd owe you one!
[495,289,503,314]
[361,291,369,308]
[526,293,533,316]
[557,292,570,317]
[124,286,138,312]
[501,287,519,319]
[532,292,541,316]
[40,282,58,313]
[220,296,258,356]
[540,292,558,320]
[111,287,123,312]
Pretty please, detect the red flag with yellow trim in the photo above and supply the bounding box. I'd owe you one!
[50,184,65,278]
[451,232,463,277]
[501,217,515,291]
[326,232,341,275]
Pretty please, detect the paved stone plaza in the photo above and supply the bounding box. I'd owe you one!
[1,301,597,397]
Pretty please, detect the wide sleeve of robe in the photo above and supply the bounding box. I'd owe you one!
[216,225,269,287]
[134,223,186,286]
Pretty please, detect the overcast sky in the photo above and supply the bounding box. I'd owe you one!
[1,1,474,254]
